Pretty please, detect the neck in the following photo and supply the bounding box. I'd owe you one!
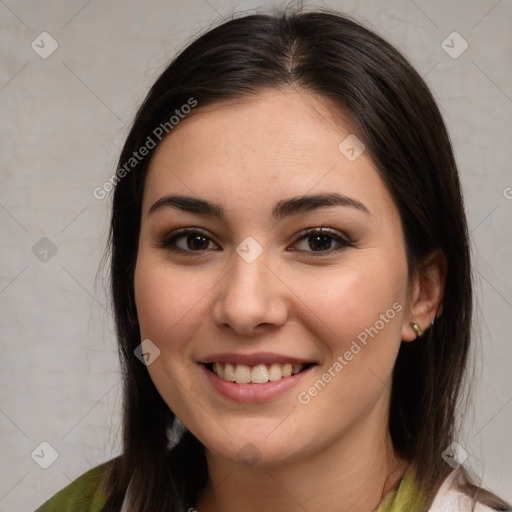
[194,400,408,512]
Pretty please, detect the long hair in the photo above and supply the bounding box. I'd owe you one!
[102,9,510,511]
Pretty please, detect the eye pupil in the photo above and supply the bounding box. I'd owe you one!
[309,234,332,251]
[188,234,209,250]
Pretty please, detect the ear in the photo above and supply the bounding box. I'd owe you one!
[401,249,446,342]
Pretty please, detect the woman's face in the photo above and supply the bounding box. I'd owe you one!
[134,88,414,467]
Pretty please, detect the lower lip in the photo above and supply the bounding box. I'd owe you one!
[200,364,314,403]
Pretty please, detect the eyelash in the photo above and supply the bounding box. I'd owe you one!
[157,226,353,257]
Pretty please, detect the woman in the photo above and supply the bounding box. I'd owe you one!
[36,9,511,512]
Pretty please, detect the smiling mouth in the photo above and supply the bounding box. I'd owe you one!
[205,362,315,384]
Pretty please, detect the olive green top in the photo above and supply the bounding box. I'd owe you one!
[35,462,110,512]
[35,462,428,511]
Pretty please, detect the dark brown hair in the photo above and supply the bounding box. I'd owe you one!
[102,9,510,511]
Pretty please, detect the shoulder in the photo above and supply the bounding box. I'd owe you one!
[35,461,111,512]
[428,470,502,512]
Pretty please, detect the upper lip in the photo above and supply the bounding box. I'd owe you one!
[198,352,316,366]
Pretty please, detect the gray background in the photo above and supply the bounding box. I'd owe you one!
[0,0,511,510]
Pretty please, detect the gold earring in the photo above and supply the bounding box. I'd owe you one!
[410,321,422,337]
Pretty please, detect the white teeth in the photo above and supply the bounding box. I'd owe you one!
[224,363,236,382]
[213,362,224,379]
[251,364,269,384]
[268,363,282,381]
[212,362,306,383]
[234,364,251,384]
[282,363,292,378]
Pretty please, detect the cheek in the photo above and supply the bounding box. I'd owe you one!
[291,263,406,427]
[294,259,407,354]
[133,254,213,352]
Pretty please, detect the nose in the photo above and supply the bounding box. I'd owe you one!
[211,251,288,336]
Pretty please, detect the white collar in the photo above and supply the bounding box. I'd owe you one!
[428,469,494,511]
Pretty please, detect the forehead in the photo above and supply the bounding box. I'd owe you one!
[142,88,397,222]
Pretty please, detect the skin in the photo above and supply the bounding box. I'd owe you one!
[134,88,444,512]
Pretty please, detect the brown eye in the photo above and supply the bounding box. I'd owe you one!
[184,233,210,251]
[159,228,220,253]
[291,227,352,255]
[306,233,334,251]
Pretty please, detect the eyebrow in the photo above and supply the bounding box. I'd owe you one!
[148,192,370,220]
